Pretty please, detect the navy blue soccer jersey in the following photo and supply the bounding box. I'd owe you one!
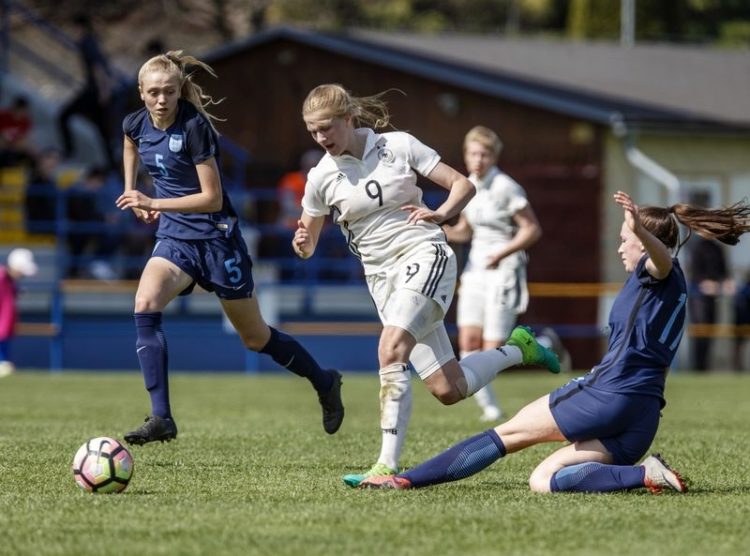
[582,255,687,401]
[122,99,237,240]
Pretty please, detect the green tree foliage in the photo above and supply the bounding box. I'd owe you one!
[267,0,564,34]
[16,0,750,46]
[565,0,750,44]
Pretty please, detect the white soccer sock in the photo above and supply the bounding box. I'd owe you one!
[460,350,502,414]
[377,363,413,471]
[460,345,522,396]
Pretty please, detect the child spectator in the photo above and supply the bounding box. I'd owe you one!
[0,248,38,377]
[58,13,117,170]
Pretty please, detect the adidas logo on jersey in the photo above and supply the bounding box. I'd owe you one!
[335,172,346,183]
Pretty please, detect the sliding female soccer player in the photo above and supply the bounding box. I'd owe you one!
[361,191,750,493]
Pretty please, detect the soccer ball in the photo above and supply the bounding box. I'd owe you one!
[72,437,134,493]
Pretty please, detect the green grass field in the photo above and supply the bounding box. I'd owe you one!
[1,371,749,556]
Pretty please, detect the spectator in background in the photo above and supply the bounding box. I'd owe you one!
[686,193,734,371]
[24,148,62,235]
[58,13,117,170]
[275,149,325,281]
[0,95,36,168]
[65,166,119,279]
[0,248,38,377]
[277,149,323,230]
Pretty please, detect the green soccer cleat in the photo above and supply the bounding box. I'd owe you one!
[343,462,398,488]
[507,326,561,374]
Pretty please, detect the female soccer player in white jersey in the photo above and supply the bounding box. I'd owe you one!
[115,52,344,445]
[443,126,543,422]
[292,84,560,486]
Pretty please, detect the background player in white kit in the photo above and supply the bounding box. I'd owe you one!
[292,84,560,486]
[444,126,543,421]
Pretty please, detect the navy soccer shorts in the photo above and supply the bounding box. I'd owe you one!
[549,379,661,465]
[151,231,255,300]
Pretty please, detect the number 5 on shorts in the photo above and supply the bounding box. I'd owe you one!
[224,258,242,284]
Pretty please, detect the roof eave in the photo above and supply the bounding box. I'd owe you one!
[205,27,750,134]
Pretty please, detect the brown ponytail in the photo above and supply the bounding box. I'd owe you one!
[639,200,750,253]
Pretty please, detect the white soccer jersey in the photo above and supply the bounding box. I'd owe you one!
[463,166,529,272]
[302,128,444,275]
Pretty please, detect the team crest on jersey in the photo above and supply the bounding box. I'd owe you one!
[169,134,183,152]
[377,147,395,164]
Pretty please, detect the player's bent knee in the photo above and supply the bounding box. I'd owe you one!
[243,340,265,352]
[134,297,160,313]
[240,334,268,352]
[379,354,412,372]
[427,383,463,405]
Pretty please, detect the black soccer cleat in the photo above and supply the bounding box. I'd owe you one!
[318,370,344,434]
[124,415,178,445]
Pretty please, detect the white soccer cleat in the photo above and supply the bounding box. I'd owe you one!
[642,453,687,494]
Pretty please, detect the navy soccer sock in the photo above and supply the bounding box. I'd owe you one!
[134,312,171,419]
[550,462,646,492]
[401,429,507,488]
[260,327,333,393]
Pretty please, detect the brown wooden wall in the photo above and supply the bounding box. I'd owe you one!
[207,38,606,367]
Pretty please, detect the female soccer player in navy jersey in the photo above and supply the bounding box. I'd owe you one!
[292,84,560,486]
[116,52,343,445]
[361,190,750,493]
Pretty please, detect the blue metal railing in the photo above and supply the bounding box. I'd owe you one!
[22,184,366,284]
[2,0,84,84]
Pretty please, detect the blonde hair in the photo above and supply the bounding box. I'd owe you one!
[302,84,394,129]
[463,126,502,157]
[138,50,223,133]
